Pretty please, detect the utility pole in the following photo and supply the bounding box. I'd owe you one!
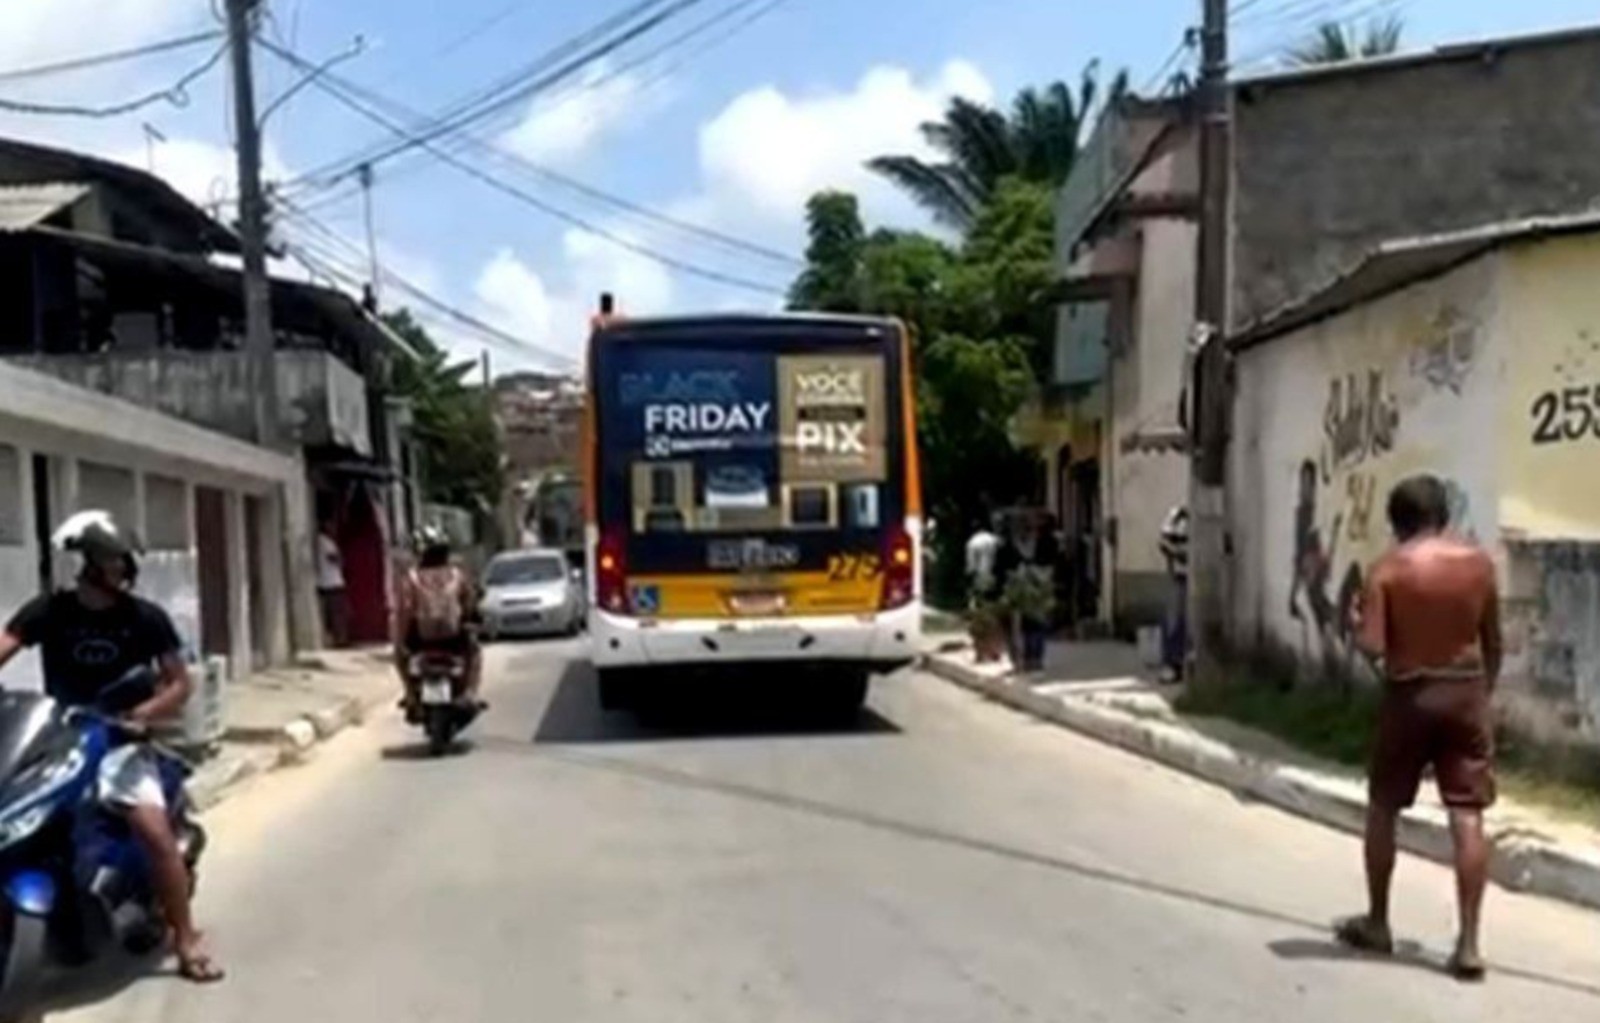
[1188,0,1232,684]
[225,0,280,448]
[358,162,382,308]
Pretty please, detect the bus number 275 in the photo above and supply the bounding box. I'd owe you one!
[827,553,882,582]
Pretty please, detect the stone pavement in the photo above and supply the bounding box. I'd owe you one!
[923,638,1600,912]
[184,648,396,811]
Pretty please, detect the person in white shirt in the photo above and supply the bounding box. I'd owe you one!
[964,513,1000,605]
[317,525,347,648]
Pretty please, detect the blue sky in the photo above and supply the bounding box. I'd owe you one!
[3,0,1598,369]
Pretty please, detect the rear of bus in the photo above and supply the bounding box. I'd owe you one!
[583,314,922,708]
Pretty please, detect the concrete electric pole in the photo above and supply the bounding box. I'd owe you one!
[1188,0,1232,683]
[225,0,281,448]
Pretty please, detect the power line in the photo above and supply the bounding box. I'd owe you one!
[0,29,224,84]
[281,0,709,195]
[261,43,789,296]
[260,38,798,268]
[285,225,579,369]
[0,41,229,118]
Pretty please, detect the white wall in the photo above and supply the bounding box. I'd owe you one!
[1229,254,1505,667]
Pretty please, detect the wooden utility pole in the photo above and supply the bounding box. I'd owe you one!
[1188,0,1232,683]
[225,0,280,448]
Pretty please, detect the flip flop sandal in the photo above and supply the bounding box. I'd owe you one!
[178,951,226,984]
[1447,951,1487,982]
[1334,915,1395,955]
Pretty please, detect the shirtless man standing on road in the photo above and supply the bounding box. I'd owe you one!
[1338,474,1501,981]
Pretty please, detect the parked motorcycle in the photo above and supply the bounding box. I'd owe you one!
[410,652,478,756]
[0,668,204,1015]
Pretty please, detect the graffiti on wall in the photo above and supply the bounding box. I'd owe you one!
[1408,305,1480,395]
[1320,370,1400,479]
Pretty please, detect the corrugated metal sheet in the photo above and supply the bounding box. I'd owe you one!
[0,181,88,232]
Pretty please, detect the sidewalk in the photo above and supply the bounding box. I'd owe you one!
[185,648,396,811]
[923,638,1600,912]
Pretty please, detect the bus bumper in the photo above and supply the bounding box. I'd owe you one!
[588,604,922,672]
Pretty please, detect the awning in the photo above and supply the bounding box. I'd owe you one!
[0,182,88,232]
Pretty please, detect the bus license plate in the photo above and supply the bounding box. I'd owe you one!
[730,592,785,616]
[422,680,453,705]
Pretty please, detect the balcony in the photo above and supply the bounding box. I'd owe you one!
[8,349,372,456]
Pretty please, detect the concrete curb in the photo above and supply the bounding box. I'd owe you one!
[923,652,1600,912]
[186,687,391,812]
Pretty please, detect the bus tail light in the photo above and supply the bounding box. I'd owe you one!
[597,530,628,614]
[881,526,915,611]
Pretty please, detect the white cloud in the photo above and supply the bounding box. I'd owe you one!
[470,226,677,369]
[500,66,653,169]
[114,136,291,211]
[693,60,995,233]
[0,1,205,71]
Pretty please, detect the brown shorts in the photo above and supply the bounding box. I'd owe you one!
[1370,677,1496,811]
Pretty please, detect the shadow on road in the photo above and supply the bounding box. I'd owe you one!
[380,739,476,761]
[532,659,901,744]
[1268,936,1599,997]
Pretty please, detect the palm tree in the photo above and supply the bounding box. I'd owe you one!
[1287,16,1404,66]
[868,64,1127,230]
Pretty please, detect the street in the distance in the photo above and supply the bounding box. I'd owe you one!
[51,641,1600,1023]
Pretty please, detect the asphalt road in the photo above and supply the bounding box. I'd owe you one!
[50,639,1600,1022]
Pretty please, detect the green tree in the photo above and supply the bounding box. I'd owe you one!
[867,66,1126,229]
[383,309,504,516]
[1287,16,1404,66]
[788,191,866,311]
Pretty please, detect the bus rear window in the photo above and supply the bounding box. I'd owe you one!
[598,344,893,536]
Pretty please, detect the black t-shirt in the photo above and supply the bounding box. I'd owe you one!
[4,591,182,707]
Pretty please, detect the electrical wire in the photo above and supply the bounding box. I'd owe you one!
[260,38,798,268]
[261,43,789,296]
[290,232,580,370]
[0,41,229,118]
[0,29,224,84]
[280,0,707,195]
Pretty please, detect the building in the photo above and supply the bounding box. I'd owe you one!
[1230,213,1600,748]
[493,370,584,542]
[0,137,420,646]
[1026,23,1600,636]
[0,359,312,690]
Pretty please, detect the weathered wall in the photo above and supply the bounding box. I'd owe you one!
[1229,254,1504,675]
[1231,31,1600,329]
[1107,217,1194,628]
[7,350,371,455]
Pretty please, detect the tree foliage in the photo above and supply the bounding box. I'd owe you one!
[1287,16,1404,66]
[383,309,504,516]
[867,64,1126,229]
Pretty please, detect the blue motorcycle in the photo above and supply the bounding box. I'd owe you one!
[0,669,205,1015]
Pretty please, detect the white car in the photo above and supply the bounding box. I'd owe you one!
[479,549,583,640]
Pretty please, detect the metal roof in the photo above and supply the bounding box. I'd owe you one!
[0,137,239,253]
[1231,209,1600,350]
[0,182,88,232]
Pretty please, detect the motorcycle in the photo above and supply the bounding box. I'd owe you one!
[410,652,478,756]
[0,668,204,1016]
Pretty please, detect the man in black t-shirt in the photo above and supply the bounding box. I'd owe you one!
[0,511,223,983]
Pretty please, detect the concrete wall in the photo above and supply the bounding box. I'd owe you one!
[8,350,371,456]
[1104,217,1194,628]
[0,361,313,691]
[1229,254,1505,676]
[1231,31,1600,329]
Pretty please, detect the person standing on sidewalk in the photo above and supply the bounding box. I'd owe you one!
[1337,474,1501,982]
[316,523,347,648]
[1158,505,1189,683]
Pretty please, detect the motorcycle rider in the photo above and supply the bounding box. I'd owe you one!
[394,526,484,715]
[0,511,223,983]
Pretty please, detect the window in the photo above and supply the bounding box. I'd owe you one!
[485,554,567,586]
[143,475,190,551]
[0,445,21,546]
[77,462,136,532]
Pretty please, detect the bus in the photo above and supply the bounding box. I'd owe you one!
[582,313,923,712]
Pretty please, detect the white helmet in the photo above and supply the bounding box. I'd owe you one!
[52,510,141,587]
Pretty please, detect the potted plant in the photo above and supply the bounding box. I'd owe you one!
[965,599,1007,663]
[1002,565,1057,672]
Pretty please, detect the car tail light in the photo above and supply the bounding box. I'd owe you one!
[881,525,916,611]
[596,530,628,614]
